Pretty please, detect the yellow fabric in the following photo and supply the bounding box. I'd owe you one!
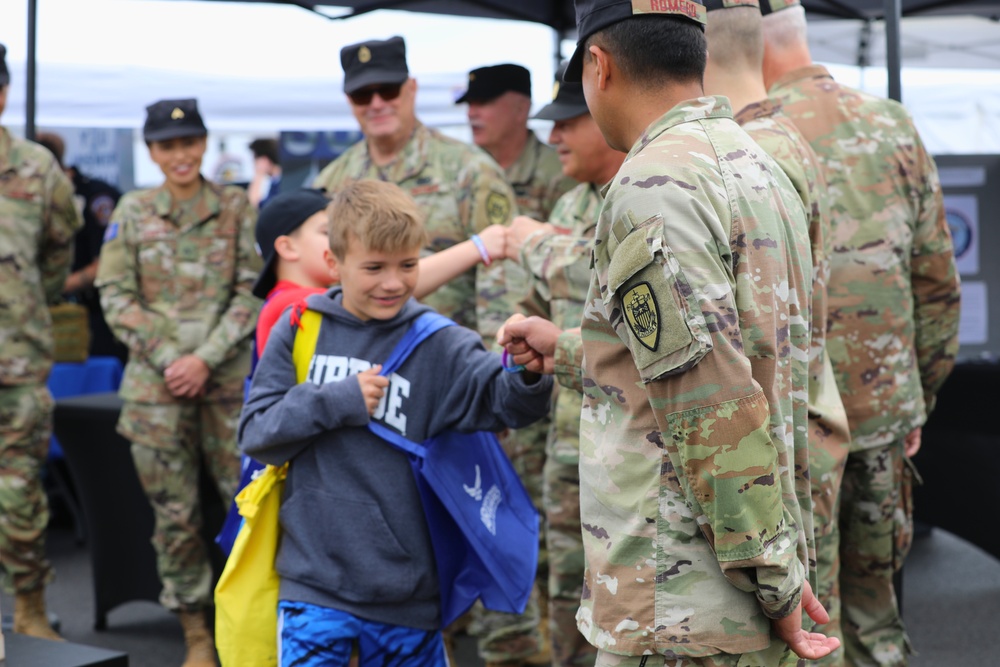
[214,308,321,666]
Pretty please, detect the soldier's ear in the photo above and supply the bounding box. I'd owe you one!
[588,44,612,91]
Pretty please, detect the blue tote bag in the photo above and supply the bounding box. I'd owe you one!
[367,312,540,628]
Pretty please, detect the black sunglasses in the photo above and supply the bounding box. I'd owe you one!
[348,83,404,106]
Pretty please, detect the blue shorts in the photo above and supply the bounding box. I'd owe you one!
[278,600,448,667]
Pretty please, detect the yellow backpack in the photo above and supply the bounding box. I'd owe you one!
[214,310,321,667]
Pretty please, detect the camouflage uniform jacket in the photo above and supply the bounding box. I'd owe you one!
[312,122,515,333]
[736,99,852,579]
[520,182,602,452]
[96,180,261,404]
[577,97,812,656]
[507,131,577,222]
[770,65,961,449]
[0,127,81,385]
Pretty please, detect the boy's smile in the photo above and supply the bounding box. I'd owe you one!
[327,237,421,321]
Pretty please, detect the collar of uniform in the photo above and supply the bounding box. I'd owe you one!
[768,64,833,96]
[363,121,430,183]
[733,97,781,126]
[627,95,735,163]
[0,127,13,173]
[151,178,221,226]
[504,130,543,186]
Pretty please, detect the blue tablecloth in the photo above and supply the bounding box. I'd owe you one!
[48,356,123,459]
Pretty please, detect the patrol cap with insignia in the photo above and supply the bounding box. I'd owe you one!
[565,0,707,82]
[340,36,409,95]
[455,64,531,104]
[533,62,589,121]
[252,188,331,299]
[143,98,208,142]
[0,43,9,87]
[759,0,800,14]
[703,0,759,10]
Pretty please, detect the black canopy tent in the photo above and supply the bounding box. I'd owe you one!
[20,0,1000,138]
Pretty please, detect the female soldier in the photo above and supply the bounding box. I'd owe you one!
[96,98,261,667]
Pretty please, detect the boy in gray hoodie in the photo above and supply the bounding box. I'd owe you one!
[238,179,552,667]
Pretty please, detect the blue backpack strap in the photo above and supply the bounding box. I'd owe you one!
[368,312,454,457]
[377,312,455,377]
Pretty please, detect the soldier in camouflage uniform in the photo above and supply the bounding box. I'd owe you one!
[761,2,961,665]
[702,2,853,658]
[312,37,516,337]
[502,1,840,664]
[503,65,624,667]
[96,99,260,667]
[0,43,82,641]
[456,62,579,667]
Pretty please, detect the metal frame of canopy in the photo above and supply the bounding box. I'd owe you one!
[23,0,1000,139]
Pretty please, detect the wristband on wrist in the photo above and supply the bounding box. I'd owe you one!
[471,234,492,266]
[501,349,526,373]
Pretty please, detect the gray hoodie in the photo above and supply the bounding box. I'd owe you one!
[238,287,552,629]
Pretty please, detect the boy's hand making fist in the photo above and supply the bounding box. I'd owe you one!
[357,365,390,415]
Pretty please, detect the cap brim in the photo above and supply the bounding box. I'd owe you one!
[143,126,207,142]
[533,101,589,122]
[344,69,408,95]
[252,255,278,300]
[563,44,586,83]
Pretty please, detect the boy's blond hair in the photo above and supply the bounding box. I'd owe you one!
[327,179,427,259]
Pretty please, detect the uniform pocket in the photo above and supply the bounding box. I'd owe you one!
[276,487,421,604]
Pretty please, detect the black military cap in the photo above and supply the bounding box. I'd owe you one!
[0,43,9,88]
[759,0,799,14]
[341,36,409,95]
[533,63,588,121]
[455,64,532,104]
[143,98,207,142]
[565,0,707,82]
[704,0,758,10]
[253,188,331,299]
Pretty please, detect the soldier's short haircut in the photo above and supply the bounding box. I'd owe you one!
[36,132,66,167]
[327,179,428,260]
[761,4,807,51]
[706,6,764,72]
[586,15,707,87]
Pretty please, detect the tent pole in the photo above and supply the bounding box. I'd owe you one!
[26,0,37,140]
[884,0,902,102]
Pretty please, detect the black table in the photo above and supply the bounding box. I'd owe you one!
[915,361,1000,561]
[53,393,227,630]
[3,633,127,666]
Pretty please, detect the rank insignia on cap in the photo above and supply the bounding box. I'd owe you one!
[486,192,511,225]
[171,107,185,120]
[624,282,660,351]
[552,82,560,101]
[469,73,476,82]
[359,46,372,64]
[631,0,707,24]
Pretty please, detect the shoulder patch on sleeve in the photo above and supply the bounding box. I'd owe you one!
[486,192,512,225]
[103,222,119,242]
[623,282,660,351]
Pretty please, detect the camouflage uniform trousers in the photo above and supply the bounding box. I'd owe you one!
[0,383,56,594]
[543,426,596,667]
[471,419,549,663]
[809,431,852,666]
[118,399,242,612]
[838,440,914,667]
[595,641,802,667]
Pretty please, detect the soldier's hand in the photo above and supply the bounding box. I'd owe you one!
[771,580,840,660]
[477,224,507,264]
[357,365,389,415]
[497,314,562,375]
[164,355,211,399]
[904,427,922,457]
[507,216,553,260]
